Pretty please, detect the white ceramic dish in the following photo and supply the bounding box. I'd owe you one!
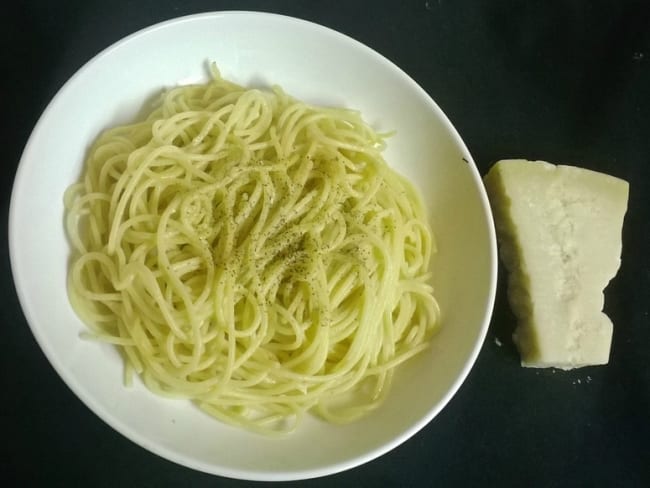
[9,11,496,481]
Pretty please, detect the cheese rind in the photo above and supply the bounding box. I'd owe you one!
[484,159,629,369]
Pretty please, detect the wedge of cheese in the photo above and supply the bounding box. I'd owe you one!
[484,159,629,369]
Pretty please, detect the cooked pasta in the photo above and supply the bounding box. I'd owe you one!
[64,65,440,434]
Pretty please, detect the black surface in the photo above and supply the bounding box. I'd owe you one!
[2,1,649,486]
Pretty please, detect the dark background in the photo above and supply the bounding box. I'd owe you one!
[2,1,649,486]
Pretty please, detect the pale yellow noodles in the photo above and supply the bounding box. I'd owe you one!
[64,65,440,434]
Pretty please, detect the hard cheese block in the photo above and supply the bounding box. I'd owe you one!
[484,159,629,369]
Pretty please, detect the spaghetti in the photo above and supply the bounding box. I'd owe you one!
[64,65,440,434]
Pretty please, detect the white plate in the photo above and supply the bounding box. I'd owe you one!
[9,11,497,481]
